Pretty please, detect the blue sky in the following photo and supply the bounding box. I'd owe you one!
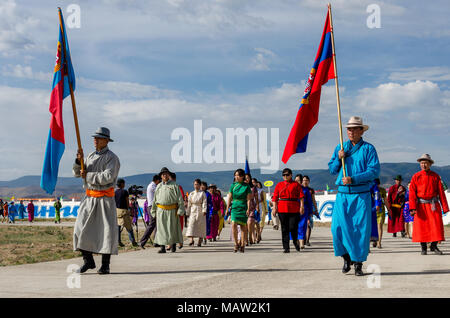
[0,0,449,180]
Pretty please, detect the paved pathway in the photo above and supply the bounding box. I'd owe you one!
[0,225,449,298]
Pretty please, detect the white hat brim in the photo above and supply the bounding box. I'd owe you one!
[417,158,434,164]
[345,124,369,131]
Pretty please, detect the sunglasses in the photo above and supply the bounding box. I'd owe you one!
[282,174,291,177]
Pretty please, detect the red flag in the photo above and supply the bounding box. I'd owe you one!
[282,10,335,164]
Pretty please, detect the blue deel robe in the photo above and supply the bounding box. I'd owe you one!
[18,204,25,219]
[8,204,18,222]
[290,186,313,240]
[328,138,380,262]
[370,183,381,240]
[205,191,213,237]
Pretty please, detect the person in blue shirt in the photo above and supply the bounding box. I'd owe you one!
[328,116,380,276]
[370,180,382,248]
[9,201,18,224]
[201,181,213,244]
[293,174,313,249]
[18,200,26,219]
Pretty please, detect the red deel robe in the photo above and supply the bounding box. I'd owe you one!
[409,170,449,243]
[387,184,406,233]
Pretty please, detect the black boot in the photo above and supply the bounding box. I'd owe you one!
[430,242,443,255]
[97,254,110,274]
[421,242,428,255]
[118,226,124,247]
[171,244,176,253]
[342,254,352,274]
[79,250,96,273]
[158,245,166,253]
[293,240,300,252]
[354,262,364,276]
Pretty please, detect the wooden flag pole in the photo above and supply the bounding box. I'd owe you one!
[328,3,347,178]
[57,8,85,175]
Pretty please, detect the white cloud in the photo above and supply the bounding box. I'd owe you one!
[388,67,450,82]
[249,47,277,71]
[2,64,51,81]
[355,80,442,112]
[0,0,38,55]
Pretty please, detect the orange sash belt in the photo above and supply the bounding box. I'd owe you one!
[86,187,115,198]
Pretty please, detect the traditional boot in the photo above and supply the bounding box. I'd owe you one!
[293,239,301,252]
[342,253,352,274]
[430,242,443,255]
[118,226,125,247]
[421,242,427,255]
[79,250,96,273]
[158,245,166,253]
[354,262,364,276]
[97,254,110,275]
[170,244,177,253]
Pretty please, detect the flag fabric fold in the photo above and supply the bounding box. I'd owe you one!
[245,157,250,174]
[40,9,76,194]
[281,10,335,164]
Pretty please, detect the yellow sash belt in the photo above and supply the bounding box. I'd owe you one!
[391,204,402,208]
[157,203,178,210]
[86,187,115,198]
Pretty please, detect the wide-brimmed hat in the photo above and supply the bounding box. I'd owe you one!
[159,167,171,176]
[394,175,402,181]
[344,116,369,131]
[417,153,434,164]
[92,127,114,142]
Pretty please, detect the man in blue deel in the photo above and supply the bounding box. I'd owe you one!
[328,116,380,276]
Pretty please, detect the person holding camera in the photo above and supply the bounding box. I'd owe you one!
[115,178,138,247]
[73,127,120,275]
[139,174,162,249]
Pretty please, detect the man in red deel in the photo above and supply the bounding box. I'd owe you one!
[409,154,449,255]
[272,168,305,253]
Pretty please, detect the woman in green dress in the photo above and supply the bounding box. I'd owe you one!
[227,169,252,253]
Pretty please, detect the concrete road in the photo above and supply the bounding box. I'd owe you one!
[0,225,449,298]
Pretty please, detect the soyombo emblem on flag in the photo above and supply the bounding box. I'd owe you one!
[40,8,76,194]
[282,10,335,164]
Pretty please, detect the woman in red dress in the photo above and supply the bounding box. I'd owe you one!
[409,154,449,255]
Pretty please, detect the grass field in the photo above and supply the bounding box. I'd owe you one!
[0,225,142,267]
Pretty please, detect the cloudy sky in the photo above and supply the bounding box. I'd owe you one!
[0,0,449,180]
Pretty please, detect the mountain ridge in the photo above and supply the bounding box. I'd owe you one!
[1,162,449,199]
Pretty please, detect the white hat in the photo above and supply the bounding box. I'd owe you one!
[417,153,434,164]
[344,116,369,131]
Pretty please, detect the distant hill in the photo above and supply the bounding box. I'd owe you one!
[1,163,449,199]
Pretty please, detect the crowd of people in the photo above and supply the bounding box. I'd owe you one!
[0,199,35,224]
[4,122,447,277]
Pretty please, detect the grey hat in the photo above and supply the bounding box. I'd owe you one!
[344,116,369,131]
[417,153,434,164]
[92,127,114,142]
[159,167,171,176]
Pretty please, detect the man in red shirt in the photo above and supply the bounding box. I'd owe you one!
[409,154,449,255]
[272,168,304,253]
